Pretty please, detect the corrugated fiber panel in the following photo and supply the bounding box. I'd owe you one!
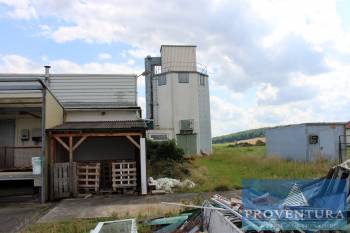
[49,75,137,105]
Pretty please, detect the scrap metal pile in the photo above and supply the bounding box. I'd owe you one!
[91,160,350,233]
[149,160,350,233]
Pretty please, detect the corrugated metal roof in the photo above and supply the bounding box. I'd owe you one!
[268,122,346,130]
[63,102,139,109]
[48,120,148,131]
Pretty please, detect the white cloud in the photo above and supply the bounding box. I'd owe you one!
[0,0,37,19]
[98,53,112,60]
[1,0,350,135]
[0,54,141,74]
[0,54,41,72]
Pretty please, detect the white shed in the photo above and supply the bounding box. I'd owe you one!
[266,123,346,161]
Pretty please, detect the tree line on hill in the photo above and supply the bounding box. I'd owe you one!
[212,128,267,144]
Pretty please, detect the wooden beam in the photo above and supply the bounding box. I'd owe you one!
[73,136,88,151]
[69,136,73,163]
[54,136,69,151]
[51,132,143,137]
[126,136,140,149]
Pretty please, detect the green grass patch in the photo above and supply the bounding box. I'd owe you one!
[190,144,334,191]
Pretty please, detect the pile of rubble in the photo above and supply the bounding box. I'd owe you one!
[148,177,196,193]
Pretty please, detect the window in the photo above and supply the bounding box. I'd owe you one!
[150,134,168,141]
[309,135,319,144]
[200,75,206,86]
[158,75,166,86]
[178,73,189,83]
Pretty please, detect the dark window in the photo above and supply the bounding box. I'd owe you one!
[178,73,189,83]
[158,75,166,86]
[200,75,205,86]
[309,135,319,144]
[150,134,168,141]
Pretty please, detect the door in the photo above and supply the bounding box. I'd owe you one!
[176,134,197,155]
[319,130,336,160]
[0,120,15,169]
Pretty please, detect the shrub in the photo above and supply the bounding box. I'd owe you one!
[147,140,188,179]
[147,140,185,163]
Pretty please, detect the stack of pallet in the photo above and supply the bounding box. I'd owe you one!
[77,162,100,193]
[112,161,137,193]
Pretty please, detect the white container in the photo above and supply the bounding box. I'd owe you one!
[32,157,41,175]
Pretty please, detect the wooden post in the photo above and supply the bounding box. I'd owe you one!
[69,136,74,196]
[140,138,147,195]
[49,138,55,201]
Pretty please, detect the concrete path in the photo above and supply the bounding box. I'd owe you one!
[39,191,240,223]
[0,196,52,233]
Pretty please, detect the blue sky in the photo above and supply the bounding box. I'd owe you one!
[0,0,350,136]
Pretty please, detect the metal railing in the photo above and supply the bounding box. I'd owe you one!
[153,62,208,75]
[0,146,41,170]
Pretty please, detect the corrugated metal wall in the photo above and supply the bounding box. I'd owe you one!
[267,124,345,161]
[49,74,137,106]
[161,46,197,72]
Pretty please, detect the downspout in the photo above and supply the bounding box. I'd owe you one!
[41,86,46,203]
[41,65,50,203]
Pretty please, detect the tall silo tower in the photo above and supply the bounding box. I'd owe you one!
[145,45,212,155]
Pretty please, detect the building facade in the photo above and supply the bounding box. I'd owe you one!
[266,123,346,161]
[0,70,148,203]
[145,45,212,155]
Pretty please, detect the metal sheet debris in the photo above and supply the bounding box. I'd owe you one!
[90,219,137,233]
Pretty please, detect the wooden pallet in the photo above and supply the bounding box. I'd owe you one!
[111,161,137,192]
[77,162,100,193]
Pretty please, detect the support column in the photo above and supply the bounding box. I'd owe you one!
[69,136,74,196]
[140,138,147,195]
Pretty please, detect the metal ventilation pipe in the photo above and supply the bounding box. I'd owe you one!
[44,65,51,84]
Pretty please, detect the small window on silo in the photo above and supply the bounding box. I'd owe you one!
[200,75,205,86]
[309,135,319,144]
[178,73,189,83]
[158,75,166,86]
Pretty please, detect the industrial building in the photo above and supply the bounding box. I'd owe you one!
[0,69,148,202]
[144,45,212,155]
[266,123,346,161]
[0,44,213,202]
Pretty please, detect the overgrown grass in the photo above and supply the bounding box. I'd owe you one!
[190,144,335,191]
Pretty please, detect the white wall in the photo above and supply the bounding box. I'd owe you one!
[267,124,345,161]
[266,125,307,160]
[14,116,41,167]
[154,72,211,154]
[65,109,140,122]
[306,124,344,160]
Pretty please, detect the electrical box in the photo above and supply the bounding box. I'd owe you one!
[32,128,42,142]
[21,129,30,141]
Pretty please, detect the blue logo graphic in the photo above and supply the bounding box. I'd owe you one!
[242,179,347,231]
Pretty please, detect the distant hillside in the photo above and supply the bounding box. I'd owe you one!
[212,128,268,144]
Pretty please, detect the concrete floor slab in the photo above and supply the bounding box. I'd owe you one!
[39,191,240,223]
[0,196,52,233]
